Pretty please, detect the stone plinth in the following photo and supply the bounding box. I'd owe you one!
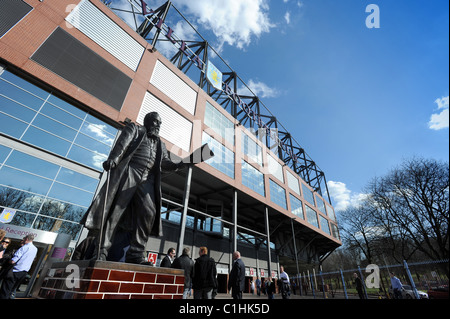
[37,260,185,299]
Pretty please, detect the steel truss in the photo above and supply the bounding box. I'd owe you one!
[106,0,332,203]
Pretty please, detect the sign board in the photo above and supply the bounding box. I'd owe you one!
[0,208,16,223]
[0,223,58,244]
[147,252,158,265]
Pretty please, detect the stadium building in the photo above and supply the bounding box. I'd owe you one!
[0,0,341,296]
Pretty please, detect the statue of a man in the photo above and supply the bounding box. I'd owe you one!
[81,112,184,264]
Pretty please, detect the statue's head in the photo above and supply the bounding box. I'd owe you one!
[144,112,162,138]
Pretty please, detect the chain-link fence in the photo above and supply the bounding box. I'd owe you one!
[290,260,449,299]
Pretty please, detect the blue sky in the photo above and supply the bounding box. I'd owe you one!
[113,0,449,212]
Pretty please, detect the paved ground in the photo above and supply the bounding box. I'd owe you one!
[212,292,378,300]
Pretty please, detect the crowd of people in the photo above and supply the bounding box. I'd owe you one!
[164,245,292,300]
[0,230,37,299]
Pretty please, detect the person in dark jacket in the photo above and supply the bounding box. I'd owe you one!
[80,112,184,264]
[228,251,246,299]
[192,247,217,299]
[353,272,365,299]
[160,247,175,268]
[172,247,195,299]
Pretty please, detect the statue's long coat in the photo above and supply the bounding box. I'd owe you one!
[81,122,178,237]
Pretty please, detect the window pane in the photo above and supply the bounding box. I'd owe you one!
[7,210,36,228]
[31,114,78,142]
[302,183,315,206]
[5,151,60,179]
[0,186,44,214]
[290,194,304,219]
[269,179,287,210]
[320,215,331,235]
[80,122,116,147]
[0,145,12,163]
[0,78,47,109]
[67,144,107,171]
[56,168,98,193]
[0,167,52,195]
[40,103,83,130]
[204,102,235,145]
[22,126,71,156]
[74,133,111,155]
[315,194,326,215]
[47,182,94,208]
[242,160,265,197]
[85,114,117,137]
[327,205,336,222]
[305,205,319,228]
[202,133,234,179]
[47,95,86,119]
[39,199,88,223]
[0,95,37,122]
[1,72,50,100]
[242,132,263,166]
[0,112,28,138]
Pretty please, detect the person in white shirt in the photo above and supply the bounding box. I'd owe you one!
[279,266,290,299]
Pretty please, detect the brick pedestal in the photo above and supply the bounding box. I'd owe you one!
[37,260,185,299]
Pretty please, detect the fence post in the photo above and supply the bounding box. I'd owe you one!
[310,273,316,299]
[320,271,326,299]
[403,260,420,299]
[340,269,348,299]
[298,274,303,296]
[358,266,369,299]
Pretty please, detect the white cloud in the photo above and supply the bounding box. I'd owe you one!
[238,79,280,98]
[284,11,291,24]
[327,181,367,212]
[429,96,449,130]
[174,0,274,49]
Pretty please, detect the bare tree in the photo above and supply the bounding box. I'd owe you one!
[367,157,449,261]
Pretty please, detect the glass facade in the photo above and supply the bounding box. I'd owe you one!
[315,194,327,215]
[241,131,263,166]
[302,183,315,207]
[202,133,235,179]
[327,204,336,222]
[319,215,331,235]
[0,70,118,171]
[290,194,304,219]
[305,205,319,229]
[0,147,98,239]
[331,224,340,239]
[269,179,287,210]
[204,102,235,145]
[0,70,118,240]
[241,160,265,197]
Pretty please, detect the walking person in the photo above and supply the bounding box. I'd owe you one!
[279,266,290,299]
[390,272,403,299]
[192,247,217,299]
[266,276,276,299]
[0,235,37,299]
[172,247,195,299]
[255,276,261,297]
[228,251,245,299]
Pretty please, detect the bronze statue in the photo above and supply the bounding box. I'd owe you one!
[81,112,185,264]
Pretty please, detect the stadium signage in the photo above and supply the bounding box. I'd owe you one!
[137,0,299,164]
